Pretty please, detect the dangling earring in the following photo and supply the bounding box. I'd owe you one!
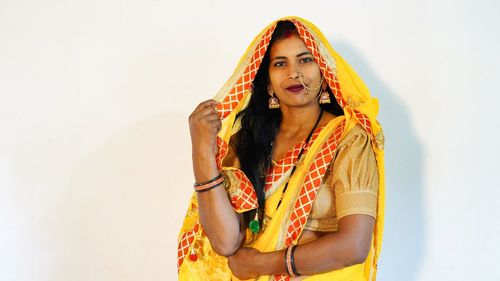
[319,85,331,104]
[268,87,280,109]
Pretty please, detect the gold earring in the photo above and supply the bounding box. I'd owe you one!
[319,85,331,104]
[268,87,280,109]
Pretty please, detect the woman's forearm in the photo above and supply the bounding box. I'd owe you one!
[257,215,374,276]
[255,237,354,275]
[257,233,362,276]
[192,149,243,256]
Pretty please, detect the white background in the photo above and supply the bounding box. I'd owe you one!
[1,0,499,280]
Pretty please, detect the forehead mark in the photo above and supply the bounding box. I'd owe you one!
[283,29,294,38]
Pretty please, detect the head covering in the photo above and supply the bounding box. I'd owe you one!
[178,16,385,281]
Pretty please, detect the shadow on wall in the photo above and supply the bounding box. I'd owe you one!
[47,113,192,280]
[333,40,425,280]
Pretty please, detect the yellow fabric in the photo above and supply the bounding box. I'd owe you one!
[243,118,346,281]
[177,194,231,280]
[178,16,385,281]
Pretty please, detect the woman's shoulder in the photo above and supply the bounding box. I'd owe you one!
[345,123,369,139]
[326,123,377,173]
[338,123,371,149]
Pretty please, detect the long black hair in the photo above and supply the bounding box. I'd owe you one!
[234,21,344,232]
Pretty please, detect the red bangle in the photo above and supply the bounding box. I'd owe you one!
[283,245,300,277]
[195,181,223,193]
[194,173,223,187]
[194,175,224,192]
[284,245,295,277]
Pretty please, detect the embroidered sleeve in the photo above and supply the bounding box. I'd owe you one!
[332,125,379,219]
[220,137,258,213]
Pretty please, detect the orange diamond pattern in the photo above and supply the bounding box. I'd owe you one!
[265,128,323,192]
[285,121,345,243]
[216,136,228,169]
[355,111,373,138]
[216,26,276,119]
[230,169,258,212]
[274,120,346,281]
[177,223,199,270]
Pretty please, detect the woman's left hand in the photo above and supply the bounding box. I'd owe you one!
[228,247,262,279]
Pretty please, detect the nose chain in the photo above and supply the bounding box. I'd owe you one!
[297,72,324,95]
[275,108,324,210]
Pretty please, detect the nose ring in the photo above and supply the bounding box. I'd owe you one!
[289,72,303,80]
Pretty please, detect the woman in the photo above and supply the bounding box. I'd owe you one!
[178,16,385,281]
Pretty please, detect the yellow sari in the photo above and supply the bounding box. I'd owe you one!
[177,16,385,281]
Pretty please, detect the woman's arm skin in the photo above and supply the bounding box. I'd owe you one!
[227,214,375,279]
[189,99,244,256]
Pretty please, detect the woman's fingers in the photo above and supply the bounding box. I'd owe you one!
[193,99,219,114]
[203,113,221,122]
[197,105,219,117]
[190,108,219,124]
[207,118,222,131]
[190,112,221,129]
[189,99,222,135]
[190,100,220,125]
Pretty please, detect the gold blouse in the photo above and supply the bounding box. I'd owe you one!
[304,124,379,232]
[221,124,379,232]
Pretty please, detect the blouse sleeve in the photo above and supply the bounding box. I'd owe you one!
[220,136,258,213]
[332,124,379,219]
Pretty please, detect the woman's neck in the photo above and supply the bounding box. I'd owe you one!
[279,105,322,136]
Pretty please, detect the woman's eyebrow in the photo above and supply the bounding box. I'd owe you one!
[270,55,287,61]
[271,51,313,61]
[296,51,312,57]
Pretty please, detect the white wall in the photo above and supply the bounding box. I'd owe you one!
[1,0,499,280]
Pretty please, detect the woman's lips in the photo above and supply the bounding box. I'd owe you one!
[286,85,304,93]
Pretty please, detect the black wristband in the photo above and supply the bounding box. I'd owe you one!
[290,245,301,276]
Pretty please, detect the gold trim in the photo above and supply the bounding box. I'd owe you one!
[374,130,385,151]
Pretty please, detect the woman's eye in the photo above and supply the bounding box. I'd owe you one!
[274,61,286,67]
[300,57,314,63]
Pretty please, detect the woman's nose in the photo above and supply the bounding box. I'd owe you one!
[288,69,300,80]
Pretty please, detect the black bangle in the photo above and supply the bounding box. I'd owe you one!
[290,245,301,276]
[194,173,222,187]
[195,181,223,193]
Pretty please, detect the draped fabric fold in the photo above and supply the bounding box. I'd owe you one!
[177,16,385,281]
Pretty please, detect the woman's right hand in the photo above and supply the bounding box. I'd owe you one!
[188,99,222,157]
[188,100,244,256]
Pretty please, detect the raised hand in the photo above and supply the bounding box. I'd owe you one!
[188,99,221,157]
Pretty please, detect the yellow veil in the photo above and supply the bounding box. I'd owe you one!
[177,16,385,281]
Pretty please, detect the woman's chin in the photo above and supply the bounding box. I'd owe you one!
[279,99,320,109]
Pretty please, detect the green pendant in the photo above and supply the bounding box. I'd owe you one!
[249,219,260,234]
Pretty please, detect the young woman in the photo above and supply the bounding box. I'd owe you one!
[178,17,385,281]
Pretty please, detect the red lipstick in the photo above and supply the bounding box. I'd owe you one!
[286,84,304,93]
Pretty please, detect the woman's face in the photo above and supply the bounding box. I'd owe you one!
[268,33,324,109]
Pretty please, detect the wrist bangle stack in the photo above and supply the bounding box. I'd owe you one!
[290,245,300,276]
[194,174,224,192]
[284,245,301,277]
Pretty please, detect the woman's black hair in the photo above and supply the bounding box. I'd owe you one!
[234,20,344,233]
